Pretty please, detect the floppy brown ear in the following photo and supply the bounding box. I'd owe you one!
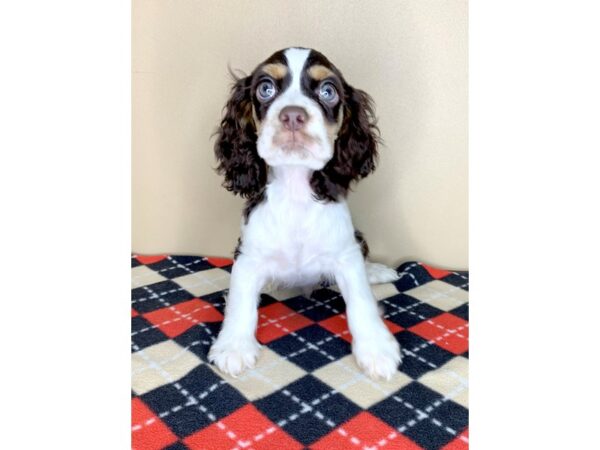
[310,86,380,201]
[214,76,267,198]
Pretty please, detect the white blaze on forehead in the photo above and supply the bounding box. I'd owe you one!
[284,48,311,91]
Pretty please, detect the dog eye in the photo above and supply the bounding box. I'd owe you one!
[256,80,277,102]
[318,82,339,105]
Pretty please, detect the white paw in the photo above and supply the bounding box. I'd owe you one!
[353,331,402,381]
[366,262,400,284]
[301,285,315,298]
[208,336,262,377]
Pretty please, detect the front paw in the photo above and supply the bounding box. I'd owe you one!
[353,331,402,381]
[208,336,262,377]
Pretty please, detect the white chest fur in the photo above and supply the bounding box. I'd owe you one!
[238,166,359,286]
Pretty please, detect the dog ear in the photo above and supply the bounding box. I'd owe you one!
[214,75,267,198]
[310,85,380,201]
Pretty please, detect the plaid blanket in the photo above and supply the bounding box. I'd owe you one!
[131,255,469,450]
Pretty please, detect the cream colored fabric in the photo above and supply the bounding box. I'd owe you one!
[132,0,468,269]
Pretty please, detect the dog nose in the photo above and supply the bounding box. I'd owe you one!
[279,106,307,131]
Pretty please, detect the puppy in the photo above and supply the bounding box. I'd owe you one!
[208,47,401,380]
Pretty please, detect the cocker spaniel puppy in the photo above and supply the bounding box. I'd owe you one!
[208,47,401,380]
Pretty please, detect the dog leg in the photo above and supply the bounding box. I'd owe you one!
[208,255,264,377]
[334,253,402,380]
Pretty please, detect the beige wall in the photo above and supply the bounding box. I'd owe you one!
[132,0,468,270]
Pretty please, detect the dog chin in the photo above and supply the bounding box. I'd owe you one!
[280,141,309,152]
[260,146,329,169]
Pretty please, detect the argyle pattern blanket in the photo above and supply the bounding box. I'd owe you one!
[131,255,469,450]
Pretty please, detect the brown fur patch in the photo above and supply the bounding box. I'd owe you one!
[325,108,343,142]
[308,64,335,81]
[354,230,370,258]
[261,63,288,79]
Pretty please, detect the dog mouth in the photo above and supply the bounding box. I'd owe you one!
[273,130,315,152]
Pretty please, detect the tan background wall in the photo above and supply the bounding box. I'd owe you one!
[132,0,468,270]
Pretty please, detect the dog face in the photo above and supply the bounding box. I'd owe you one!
[252,48,344,170]
[214,47,379,201]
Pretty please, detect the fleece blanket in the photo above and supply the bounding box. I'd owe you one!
[131,255,468,450]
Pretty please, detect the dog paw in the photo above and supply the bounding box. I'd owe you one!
[208,336,262,377]
[366,262,400,284]
[353,332,402,381]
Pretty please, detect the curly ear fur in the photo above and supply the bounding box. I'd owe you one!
[214,76,267,198]
[310,86,380,202]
